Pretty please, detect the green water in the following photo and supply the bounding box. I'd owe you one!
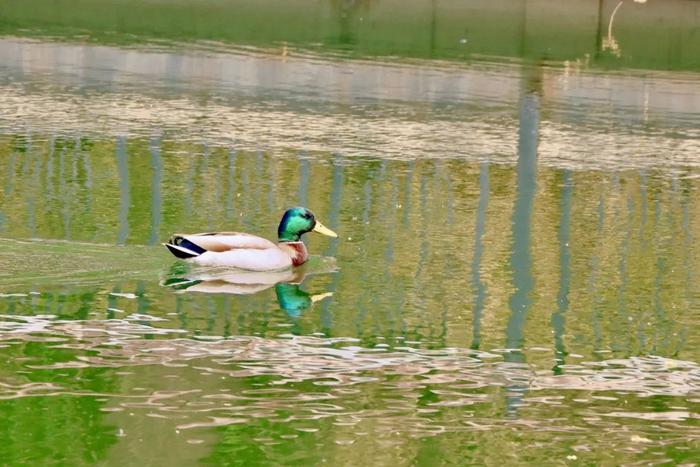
[1,2,700,465]
[2,0,700,71]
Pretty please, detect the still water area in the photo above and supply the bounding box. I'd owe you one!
[1,1,700,465]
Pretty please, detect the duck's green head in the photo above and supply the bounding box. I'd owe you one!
[277,207,337,242]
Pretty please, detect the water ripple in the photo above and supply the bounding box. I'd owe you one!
[0,315,696,450]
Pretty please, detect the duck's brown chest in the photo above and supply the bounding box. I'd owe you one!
[280,242,309,266]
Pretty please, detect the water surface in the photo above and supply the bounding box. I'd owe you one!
[1,6,700,465]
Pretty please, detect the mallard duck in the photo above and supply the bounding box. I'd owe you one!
[163,207,337,271]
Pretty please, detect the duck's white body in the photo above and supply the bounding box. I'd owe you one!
[194,248,291,270]
[165,232,309,271]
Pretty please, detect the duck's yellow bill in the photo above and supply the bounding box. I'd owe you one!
[312,221,338,238]
[310,292,334,303]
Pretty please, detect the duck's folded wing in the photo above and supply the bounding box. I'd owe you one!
[175,232,277,252]
[194,248,292,271]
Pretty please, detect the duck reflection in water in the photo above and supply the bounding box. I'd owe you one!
[161,260,336,318]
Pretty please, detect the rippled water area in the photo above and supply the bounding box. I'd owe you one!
[1,1,700,465]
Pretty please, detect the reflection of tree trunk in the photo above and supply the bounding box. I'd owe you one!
[226,149,237,221]
[503,75,539,417]
[639,170,647,241]
[107,285,120,320]
[297,155,310,207]
[29,137,40,237]
[320,154,344,331]
[470,163,489,350]
[325,154,343,259]
[149,136,162,246]
[651,194,667,353]
[588,193,605,352]
[116,136,129,245]
[135,281,151,328]
[81,143,94,227]
[506,89,539,352]
[551,170,572,373]
[402,161,414,226]
[678,177,691,355]
[59,144,69,239]
[616,185,634,351]
[297,154,310,249]
[184,153,197,221]
[77,290,96,320]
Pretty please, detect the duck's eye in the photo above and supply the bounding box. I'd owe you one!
[303,212,312,219]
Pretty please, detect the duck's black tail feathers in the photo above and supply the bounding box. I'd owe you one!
[164,236,207,259]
